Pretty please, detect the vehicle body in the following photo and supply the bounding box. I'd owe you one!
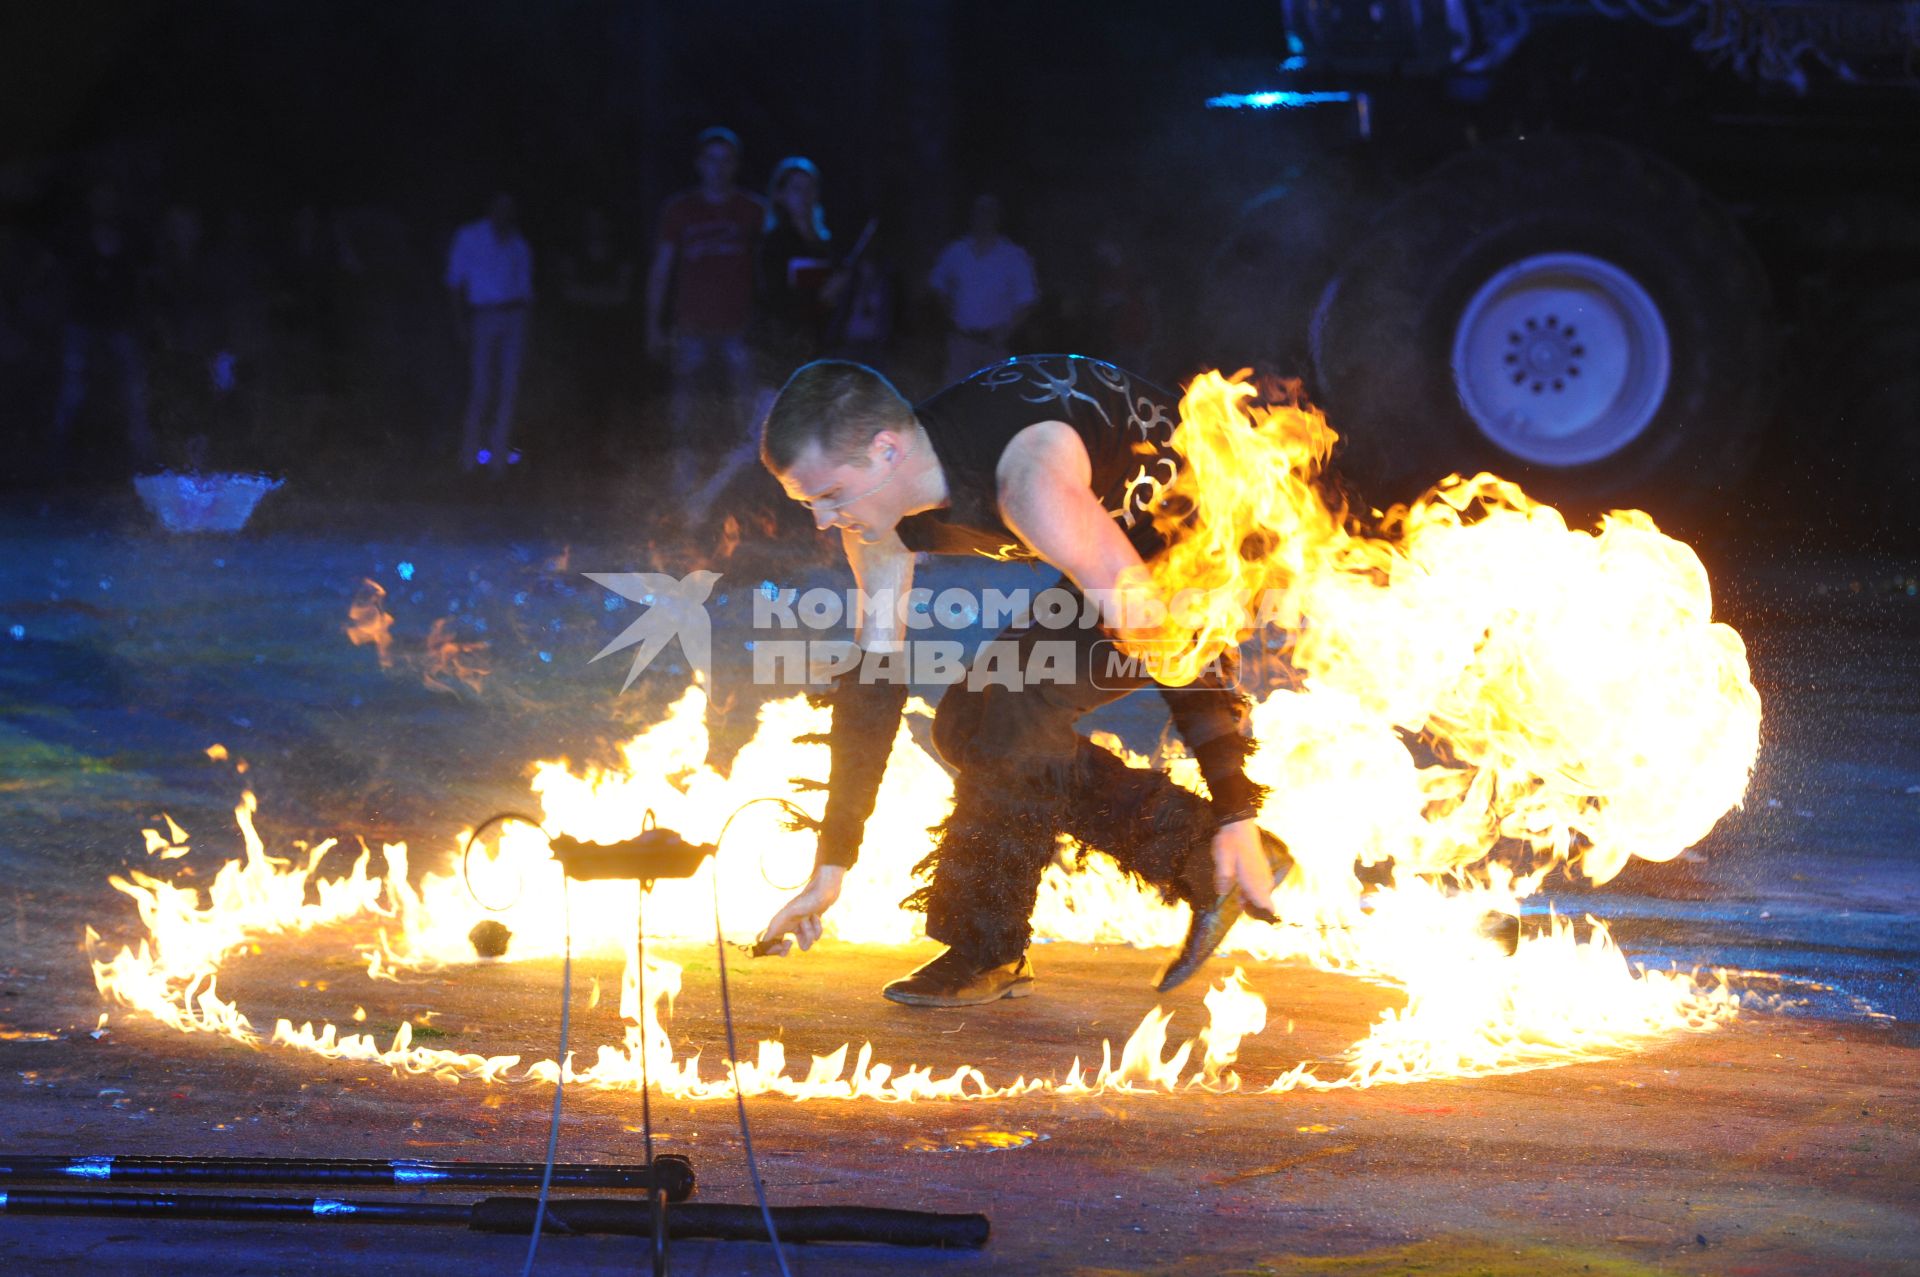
[1202,0,1920,519]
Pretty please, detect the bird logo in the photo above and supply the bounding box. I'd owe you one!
[585,570,721,692]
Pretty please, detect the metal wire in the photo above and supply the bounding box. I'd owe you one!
[712,796,811,1277]
[460,811,550,914]
[481,794,828,1276]
[518,875,572,1277]
[636,874,666,1277]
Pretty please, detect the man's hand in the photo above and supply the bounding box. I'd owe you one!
[757,865,847,956]
[1211,818,1276,918]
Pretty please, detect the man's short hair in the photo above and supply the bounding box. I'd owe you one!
[761,360,914,472]
[695,125,741,156]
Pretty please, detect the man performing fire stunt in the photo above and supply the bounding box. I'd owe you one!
[754,353,1293,1007]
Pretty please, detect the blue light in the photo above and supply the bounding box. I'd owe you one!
[1279,55,1308,71]
[538,650,552,663]
[1206,89,1352,111]
[1287,31,1304,54]
[476,449,492,466]
[759,580,779,600]
[8,625,23,641]
[397,562,414,581]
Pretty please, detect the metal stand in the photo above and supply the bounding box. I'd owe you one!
[12,813,993,1268]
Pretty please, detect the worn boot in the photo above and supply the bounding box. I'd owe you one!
[901,763,1064,1002]
[883,947,1037,1007]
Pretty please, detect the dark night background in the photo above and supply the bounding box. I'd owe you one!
[0,1,1309,502]
[4,0,1915,546]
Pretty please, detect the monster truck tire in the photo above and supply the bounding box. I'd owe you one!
[1199,162,1375,379]
[1311,135,1776,516]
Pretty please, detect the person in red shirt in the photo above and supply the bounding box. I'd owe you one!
[645,127,766,501]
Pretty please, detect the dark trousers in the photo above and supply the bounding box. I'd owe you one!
[911,585,1246,965]
[459,304,528,471]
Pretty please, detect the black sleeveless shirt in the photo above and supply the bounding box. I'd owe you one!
[897,354,1182,563]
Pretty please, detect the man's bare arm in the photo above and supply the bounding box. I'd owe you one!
[995,421,1157,637]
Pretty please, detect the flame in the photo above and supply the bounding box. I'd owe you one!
[1198,968,1267,1087]
[1130,370,1759,886]
[90,688,1741,1103]
[343,579,395,668]
[421,618,490,695]
[89,369,1759,1102]
[1116,373,1340,685]
[347,577,489,696]
[716,514,742,562]
[139,813,191,860]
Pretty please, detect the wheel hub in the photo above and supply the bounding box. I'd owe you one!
[1451,252,1671,467]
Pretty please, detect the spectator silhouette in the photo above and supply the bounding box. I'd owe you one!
[756,156,842,369]
[446,192,533,474]
[645,126,765,496]
[928,193,1037,381]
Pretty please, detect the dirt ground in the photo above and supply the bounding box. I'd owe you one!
[2,487,1917,1275]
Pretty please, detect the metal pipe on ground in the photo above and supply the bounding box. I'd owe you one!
[0,1155,695,1199]
[0,1189,992,1248]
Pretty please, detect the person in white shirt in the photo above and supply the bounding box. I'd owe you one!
[446,193,533,474]
[927,194,1038,382]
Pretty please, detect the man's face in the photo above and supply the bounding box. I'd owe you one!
[696,142,738,190]
[777,435,903,543]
